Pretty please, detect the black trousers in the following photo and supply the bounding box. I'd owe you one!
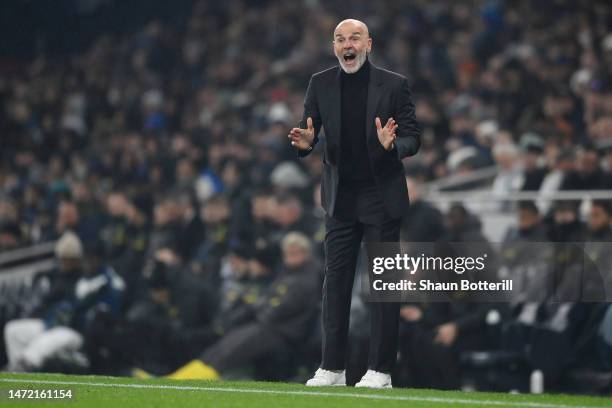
[201,322,289,373]
[321,182,400,373]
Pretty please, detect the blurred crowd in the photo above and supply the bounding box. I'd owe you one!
[1,0,612,393]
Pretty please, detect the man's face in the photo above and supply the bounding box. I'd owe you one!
[107,193,128,217]
[589,205,610,232]
[579,150,599,174]
[333,20,372,74]
[518,209,539,231]
[554,208,577,225]
[200,201,230,225]
[522,151,540,170]
[56,201,79,232]
[251,196,270,219]
[446,208,465,232]
[283,244,308,269]
[58,257,82,274]
[275,202,301,227]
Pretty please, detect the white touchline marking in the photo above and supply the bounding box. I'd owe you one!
[0,378,608,408]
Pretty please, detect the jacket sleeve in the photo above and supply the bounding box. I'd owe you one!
[297,75,322,158]
[394,78,421,160]
[255,274,316,324]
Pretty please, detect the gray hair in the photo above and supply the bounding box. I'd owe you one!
[281,232,312,254]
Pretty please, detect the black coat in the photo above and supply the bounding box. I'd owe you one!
[298,60,421,219]
[255,260,320,341]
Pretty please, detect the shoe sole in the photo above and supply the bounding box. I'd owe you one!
[305,383,346,387]
[355,384,392,389]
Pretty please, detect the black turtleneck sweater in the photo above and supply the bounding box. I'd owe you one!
[339,60,375,186]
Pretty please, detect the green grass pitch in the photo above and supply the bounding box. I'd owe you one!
[0,372,610,408]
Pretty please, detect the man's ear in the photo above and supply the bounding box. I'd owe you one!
[367,37,373,53]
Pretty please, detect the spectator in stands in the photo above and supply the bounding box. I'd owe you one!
[503,201,548,243]
[491,142,523,210]
[597,305,612,370]
[102,191,150,296]
[235,189,276,248]
[0,197,22,250]
[500,201,552,309]
[214,242,257,335]
[396,301,492,390]
[268,193,313,241]
[538,148,580,214]
[148,193,203,262]
[55,200,81,239]
[400,177,445,243]
[192,194,232,276]
[588,200,612,241]
[3,233,125,372]
[443,203,488,243]
[518,133,547,191]
[547,201,586,243]
[584,200,612,301]
[574,144,606,190]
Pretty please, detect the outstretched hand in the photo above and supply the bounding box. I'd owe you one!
[288,117,315,150]
[375,117,397,151]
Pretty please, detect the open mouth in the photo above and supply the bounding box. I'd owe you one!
[343,52,356,62]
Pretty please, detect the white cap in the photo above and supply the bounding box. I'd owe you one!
[270,161,310,189]
[476,120,499,139]
[54,231,84,259]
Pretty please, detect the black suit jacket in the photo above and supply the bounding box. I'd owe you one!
[298,60,421,219]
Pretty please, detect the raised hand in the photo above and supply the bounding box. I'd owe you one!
[375,117,398,151]
[288,117,316,150]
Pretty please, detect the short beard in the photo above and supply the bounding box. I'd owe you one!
[338,50,367,74]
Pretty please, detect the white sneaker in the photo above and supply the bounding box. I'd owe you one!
[355,369,392,389]
[305,368,346,386]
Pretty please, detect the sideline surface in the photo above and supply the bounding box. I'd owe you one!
[0,373,609,408]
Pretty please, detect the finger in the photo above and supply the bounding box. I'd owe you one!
[375,117,382,130]
[291,130,307,140]
[307,117,314,130]
[385,117,394,127]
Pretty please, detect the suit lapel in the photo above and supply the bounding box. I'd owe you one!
[328,67,342,146]
[366,61,383,146]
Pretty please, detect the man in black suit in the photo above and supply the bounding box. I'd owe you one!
[288,19,421,388]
